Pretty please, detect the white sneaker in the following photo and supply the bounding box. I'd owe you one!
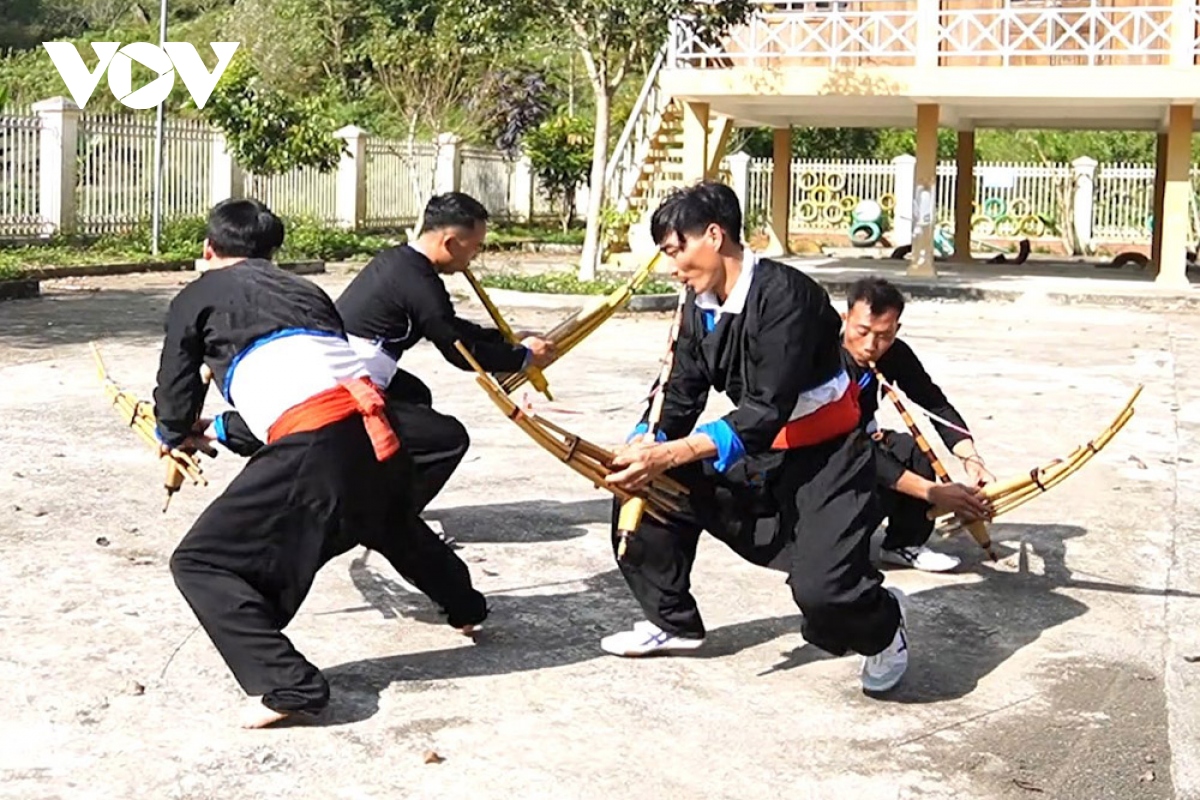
[860,587,909,694]
[881,545,960,573]
[600,620,705,657]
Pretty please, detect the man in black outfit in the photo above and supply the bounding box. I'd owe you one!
[156,199,486,729]
[603,182,909,695]
[336,192,555,518]
[840,277,993,573]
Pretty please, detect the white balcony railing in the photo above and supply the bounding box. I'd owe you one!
[939,4,1174,66]
[668,1,1193,69]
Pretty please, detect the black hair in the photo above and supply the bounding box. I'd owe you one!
[847,276,906,317]
[420,191,490,233]
[650,180,743,247]
[205,198,285,259]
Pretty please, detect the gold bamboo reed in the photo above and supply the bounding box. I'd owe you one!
[932,385,1142,536]
[91,342,209,511]
[495,253,661,394]
[616,290,687,559]
[872,364,996,559]
[461,267,554,400]
[454,340,686,521]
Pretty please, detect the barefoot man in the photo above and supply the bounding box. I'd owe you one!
[153,199,484,728]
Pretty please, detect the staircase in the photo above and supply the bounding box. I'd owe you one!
[603,46,733,265]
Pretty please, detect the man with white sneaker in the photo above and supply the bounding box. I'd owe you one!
[840,277,994,573]
[601,183,910,695]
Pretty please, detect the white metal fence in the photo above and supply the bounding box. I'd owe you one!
[3,100,1199,245]
[1,102,567,238]
[0,108,40,235]
[742,155,1200,242]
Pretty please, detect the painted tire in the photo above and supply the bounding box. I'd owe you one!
[850,221,882,247]
[1008,198,1030,217]
[823,202,846,223]
[797,201,820,222]
[840,195,859,211]
[994,215,1021,237]
[983,197,1007,219]
[799,171,821,190]
[879,193,896,211]
[971,214,995,236]
[1019,215,1046,237]
[825,172,847,192]
[811,187,831,205]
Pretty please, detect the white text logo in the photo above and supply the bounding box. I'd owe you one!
[42,42,240,110]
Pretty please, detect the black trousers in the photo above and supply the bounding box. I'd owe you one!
[611,429,901,658]
[385,368,470,514]
[169,415,486,716]
[874,431,937,551]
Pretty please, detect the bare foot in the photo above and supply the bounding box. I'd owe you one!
[239,699,291,729]
[459,624,482,637]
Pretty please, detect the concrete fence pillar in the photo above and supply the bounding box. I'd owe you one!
[32,96,81,236]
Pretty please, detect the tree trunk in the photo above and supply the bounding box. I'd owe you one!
[562,188,574,234]
[578,80,612,281]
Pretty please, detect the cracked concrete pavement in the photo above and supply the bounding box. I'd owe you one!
[1,269,1198,799]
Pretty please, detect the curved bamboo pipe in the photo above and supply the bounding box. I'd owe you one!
[462,267,553,400]
[616,290,687,559]
[871,364,997,560]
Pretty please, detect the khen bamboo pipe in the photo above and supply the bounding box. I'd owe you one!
[872,364,996,560]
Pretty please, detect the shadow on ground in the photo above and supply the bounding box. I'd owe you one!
[0,288,176,352]
[424,497,611,544]
[311,515,1200,725]
[321,566,802,726]
[748,522,1200,704]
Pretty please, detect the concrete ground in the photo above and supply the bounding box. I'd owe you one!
[1,269,1199,800]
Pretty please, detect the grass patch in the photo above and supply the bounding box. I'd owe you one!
[0,218,591,277]
[486,222,585,247]
[0,216,401,273]
[478,270,676,296]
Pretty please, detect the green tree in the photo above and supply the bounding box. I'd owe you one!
[525,112,593,233]
[203,53,344,175]
[525,0,752,278]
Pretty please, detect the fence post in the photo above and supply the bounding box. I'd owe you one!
[1071,156,1098,248]
[434,133,462,194]
[334,125,367,230]
[32,96,80,236]
[727,151,752,223]
[511,153,535,222]
[210,131,245,205]
[891,154,916,246]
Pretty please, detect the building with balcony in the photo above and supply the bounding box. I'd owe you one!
[608,0,1199,285]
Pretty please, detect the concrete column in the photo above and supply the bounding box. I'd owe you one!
[727,151,752,225]
[1156,104,1193,287]
[334,125,367,230]
[433,132,462,194]
[1152,134,1168,267]
[765,128,792,256]
[705,116,733,179]
[951,130,975,263]
[891,155,916,246]
[909,103,940,277]
[1071,156,1098,252]
[31,96,81,236]
[210,131,245,205]
[680,101,710,184]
